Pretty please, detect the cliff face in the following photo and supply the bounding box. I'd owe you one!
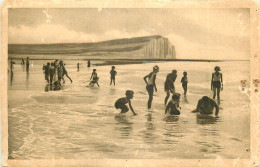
[8,35,176,59]
[143,37,175,59]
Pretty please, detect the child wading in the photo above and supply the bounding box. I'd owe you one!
[89,69,99,87]
[211,66,223,101]
[115,90,136,115]
[110,66,117,85]
[181,71,188,95]
[144,65,159,109]
[165,93,181,115]
[164,70,177,105]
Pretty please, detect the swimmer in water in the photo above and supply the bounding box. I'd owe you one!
[181,71,188,95]
[165,93,181,115]
[164,70,177,105]
[110,66,117,86]
[115,90,136,115]
[193,96,219,116]
[211,66,223,101]
[144,65,159,109]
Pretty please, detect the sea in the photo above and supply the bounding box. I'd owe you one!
[8,59,250,159]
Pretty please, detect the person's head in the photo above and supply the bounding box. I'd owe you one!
[93,69,96,72]
[153,65,159,73]
[47,62,50,66]
[171,70,177,75]
[125,90,134,99]
[183,71,187,76]
[112,66,115,70]
[202,96,210,105]
[59,61,63,66]
[27,57,29,59]
[51,62,54,66]
[172,93,181,101]
[214,66,221,72]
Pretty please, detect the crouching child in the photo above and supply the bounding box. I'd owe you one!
[165,93,181,115]
[115,90,136,115]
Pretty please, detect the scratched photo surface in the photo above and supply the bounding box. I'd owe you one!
[8,8,250,159]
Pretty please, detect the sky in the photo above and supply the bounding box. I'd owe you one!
[8,8,250,60]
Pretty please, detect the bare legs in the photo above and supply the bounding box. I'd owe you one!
[213,87,220,100]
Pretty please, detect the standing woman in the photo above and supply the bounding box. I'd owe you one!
[211,66,223,101]
[143,65,159,109]
[164,70,177,105]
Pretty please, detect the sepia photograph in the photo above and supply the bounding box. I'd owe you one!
[2,1,260,166]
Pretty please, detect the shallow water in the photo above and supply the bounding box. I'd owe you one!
[8,60,250,159]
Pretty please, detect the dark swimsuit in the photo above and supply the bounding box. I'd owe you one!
[115,97,129,113]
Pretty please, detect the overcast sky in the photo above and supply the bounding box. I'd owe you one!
[8,8,249,60]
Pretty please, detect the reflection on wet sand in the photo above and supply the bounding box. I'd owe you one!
[196,114,220,125]
[196,122,222,155]
[163,115,182,145]
[26,71,29,89]
[114,115,133,139]
[143,113,156,144]
[10,71,14,85]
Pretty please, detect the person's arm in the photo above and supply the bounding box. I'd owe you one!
[195,100,201,113]
[211,99,219,116]
[128,100,136,115]
[143,73,151,85]
[165,103,170,114]
[90,73,93,80]
[221,73,223,91]
[153,74,157,92]
[115,71,117,75]
[211,73,214,90]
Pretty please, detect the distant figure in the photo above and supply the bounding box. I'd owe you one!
[165,93,181,115]
[115,90,136,115]
[49,62,55,85]
[211,66,223,100]
[87,60,91,68]
[44,62,50,83]
[62,63,73,83]
[164,70,177,105]
[181,71,188,95]
[143,65,159,109]
[21,58,25,65]
[89,69,99,87]
[110,66,117,86]
[77,63,80,71]
[10,58,15,72]
[193,96,219,116]
[26,57,30,71]
[57,61,64,84]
